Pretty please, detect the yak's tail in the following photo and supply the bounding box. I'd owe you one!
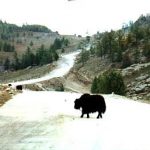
[101,95,106,113]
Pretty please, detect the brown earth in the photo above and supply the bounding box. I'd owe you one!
[0,84,18,107]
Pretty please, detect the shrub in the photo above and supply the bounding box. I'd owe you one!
[55,84,64,92]
[91,77,98,93]
[91,70,126,95]
[143,42,150,59]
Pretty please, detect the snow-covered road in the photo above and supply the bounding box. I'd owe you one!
[0,91,150,150]
[11,50,80,86]
[1,50,150,150]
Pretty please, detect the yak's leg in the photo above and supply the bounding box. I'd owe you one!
[87,113,90,118]
[81,114,84,118]
[97,112,102,119]
[81,110,84,118]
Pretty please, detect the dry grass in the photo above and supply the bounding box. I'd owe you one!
[0,91,12,106]
[0,84,18,107]
[0,63,55,84]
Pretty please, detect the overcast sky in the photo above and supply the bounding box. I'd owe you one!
[0,0,149,35]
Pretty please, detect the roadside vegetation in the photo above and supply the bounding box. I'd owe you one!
[91,70,126,95]
[0,84,17,107]
[76,14,150,99]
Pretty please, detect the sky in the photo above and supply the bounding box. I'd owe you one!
[0,0,149,36]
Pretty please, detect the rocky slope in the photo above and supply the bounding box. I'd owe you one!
[0,52,149,106]
[17,51,150,102]
[122,63,150,101]
[68,53,150,103]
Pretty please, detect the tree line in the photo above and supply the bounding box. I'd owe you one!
[0,20,53,41]
[22,24,51,33]
[79,14,150,96]
[90,14,150,67]
[4,37,70,70]
[0,41,15,52]
[4,45,59,70]
[91,70,126,95]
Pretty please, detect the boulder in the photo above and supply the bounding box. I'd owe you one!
[146,78,150,83]
[135,75,149,81]
[134,84,148,94]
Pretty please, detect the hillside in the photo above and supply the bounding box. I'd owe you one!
[0,21,82,72]
[0,15,149,102]
[0,22,58,62]
[65,14,150,102]
[0,38,149,149]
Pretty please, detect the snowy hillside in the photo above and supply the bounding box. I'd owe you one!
[0,90,150,150]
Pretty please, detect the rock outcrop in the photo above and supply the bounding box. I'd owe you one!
[121,62,150,101]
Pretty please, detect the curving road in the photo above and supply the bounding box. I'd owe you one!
[11,50,80,86]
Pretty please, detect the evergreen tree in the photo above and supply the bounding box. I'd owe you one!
[0,41,2,51]
[79,50,90,65]
[2,42,15,52]
[116,48,123,62]
[104,70,126,95]
[14,51,20,70]
[21,47,35,68]
[91,70,126,95]
[30,41,33,47]
[86,36,91,43]
[52,51,59,61]
[143,42,150,59]
[4,58,10,70]
[134,48,140,63]
[52,38,61,50]
[91,77,98,93]
[61,48,65,53]
[96,40,103,57]
[3,42,8,51]
[55,83,64,91]
[64,38,69,47]
[122,52,132,68]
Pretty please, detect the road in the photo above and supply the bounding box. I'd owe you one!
[11,50,80,86]
[0,50,150,150]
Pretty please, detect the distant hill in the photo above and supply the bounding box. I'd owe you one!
[0,20,82,73]
[80,14,150,68]
[0,21,54,35]
[0,21,60,61]
[134,14,150,26]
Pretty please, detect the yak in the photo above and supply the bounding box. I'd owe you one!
[16,85,23,91]
[74,93,106,119]
[8,84,12,87]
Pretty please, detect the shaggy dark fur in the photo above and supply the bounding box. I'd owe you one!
[8,84,12,87]
[74,93,106,118]
[16,85,23,90]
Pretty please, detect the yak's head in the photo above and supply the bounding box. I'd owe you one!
[74,98,82,109]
